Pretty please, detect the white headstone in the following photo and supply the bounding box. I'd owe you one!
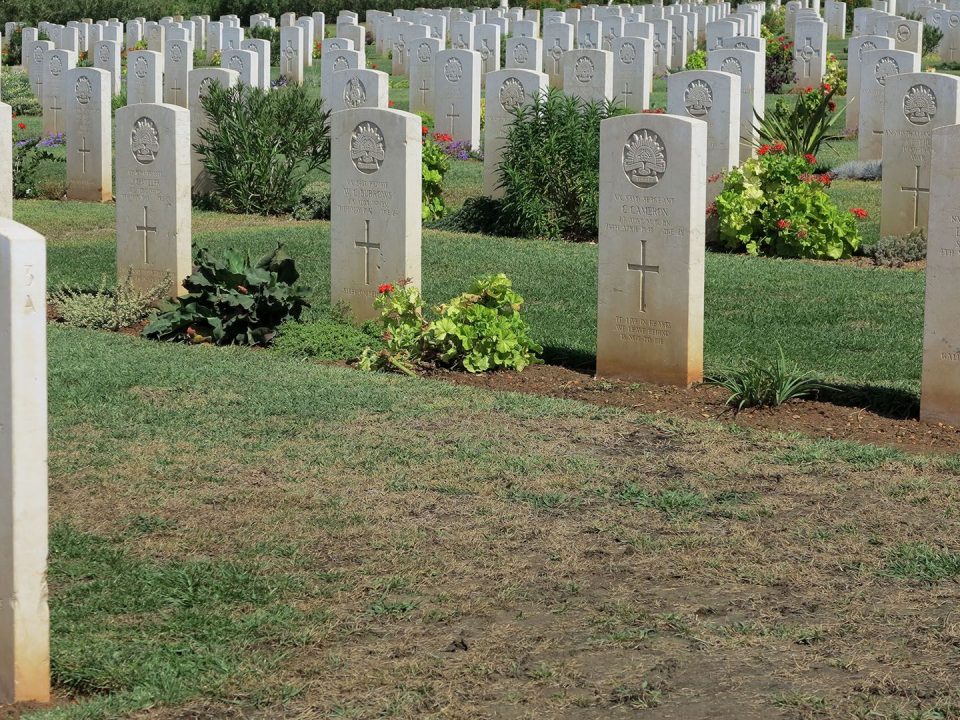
[543,22,574,88]
[42,49,76,135]
[409,37,441,116]
[881,73,960,237]
[163,40,193,107]
[597,113,707,386]
[475,24,502,80]
[845,34,894,133]
[611,37,653,111]
[0,216,49,706]
[321,48,362,107]
[651,19,674,75]
[115,103,192,298]
[920,122,960,425]
[240,38,270,90]
[578,19,602,49]
[189,68,239,194]
[507,35,542,72]
[206,21,222,59]
[26,41,53,101]
[330,108,422,321]
[127,51,163,104]
[708,48,765,161]
[65,67,111,202]
[331,68,390,111]
[793,20,828,87]
[92,40,121,96]
[434,49,482,149]
[484,69,548,197]
[279,26,305,84]
[563,48,613,103]
[668,69,740,204]
[296,17,315,67]
[858,48,921,160]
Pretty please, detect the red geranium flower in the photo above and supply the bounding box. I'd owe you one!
[421,125,428,135]
[772,142,786,153]
[388,100,394,107]
[804,153,817,164]
[777,219,791,229]
[17,122,25,130]
[822,82,832,92]
[850,208,869,219]
[378,283,395,294]
[805,86,813,94]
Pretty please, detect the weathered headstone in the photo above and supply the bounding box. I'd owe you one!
[506,35,542,72]
[279,26,305,84]
[26,40,53,101]
[543,22,574,87]
[189,68,238,195]
[92,39,121,95]
[651,18,674,75]
[889,17,922,54]
[42,49,76,135]
[206,21,222,59]
[563,48,613,103]
[708,48,765,161]
[880,72,960,237]
[474,23,502,79]
[596,113,707,386]
[611,37,653,111]
[0,217,49,706]
[484,69,548,197]
[330,108,422,321]
[845,34,894,133]
[116,103,191,298]
[577,19,602,48]
[858,48,920,160]
[163,39,193,107]
[65,67,111,202]
[331,68,390,111]
[434,49,481,149]
[920,122,960,425]
[667,69,740,204]
[321,47,362,107]
[147,22,165,52]
[296,16,315,67]
[127,51,163,104]
[793,20,828,88]
[409,37,441,115]
[240,38,270,90]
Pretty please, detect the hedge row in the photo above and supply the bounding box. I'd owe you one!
[0,0,498,26]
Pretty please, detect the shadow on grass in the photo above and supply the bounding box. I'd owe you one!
[816,383,919,420]
[541,345,596,373]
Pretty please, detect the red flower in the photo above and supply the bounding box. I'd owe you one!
[817,174,832,187]
[186,326,197,337]
[822,82,832,93]
[371,63,377,69]
[388,100,394,107]
[828,101,836,112]
[641,107,665,113]
[421,125,428,135]
[850,208,869,219]
[772,142,786,153]
[805,86,813,94]
[777,219,791,229]
[758,144,770,156]
[236,285,248,294]
[17,122,25,130]
[804,153,817,164]
[378,283,395,294]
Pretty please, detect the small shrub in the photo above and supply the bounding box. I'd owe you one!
[823,53,846,95]
[14,130,65,199]
[761,6,785,36]
[498,88,624,241]
[111,85,127,114]
[249,25,281,65]
[272,310,381,360]
[421,136,450,221]
[50,271,169,330]
[707,349,833,411]
[862,229,927,267]
[904,12,944,57]
[765,34,795,94]
[194,81,330,215]
[292,181,331,220]
[427,195,512,235]
[830,159,881,180]
[3,25,22,66]
[143,242,310,346]
[684,49,706,70]
[713,144,863,259]
[359,274,542,375]
[752,83,843,156]
[2,68,40,115]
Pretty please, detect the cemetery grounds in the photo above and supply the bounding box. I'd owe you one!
[7,34,960,720]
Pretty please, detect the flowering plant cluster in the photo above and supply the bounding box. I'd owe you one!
[432,132,472,160]
[13,121,65,199]
[824,53,847,95]
[753,82,843,157]
[358,275,542,375]
[765,35,795,94]
[712,145,864,260]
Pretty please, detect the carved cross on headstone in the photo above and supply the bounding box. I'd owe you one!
[355,219,381,284]
[170,78,184,105]
[900,164,930,228]
[620,81,633,102]
[419,78,429,103]
[627,239,660,312]
[549,39,563,73]
[77,136,91,173]
[50,95,64,133]
[136,205,157,264]
[584,31,594,48]
[797,37,815,75]
[603,27,616,50]
[446,103,460,135]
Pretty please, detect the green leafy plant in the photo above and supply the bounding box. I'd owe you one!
[761,6,785,36]
[272,308,381,360]
[50,270,169,330]
[684,49,706,70]
[862,229,927,267]
[358,274,542,375]
[2,68,41,115]
[707,348,834,411]
[194,81,330,215]
[421,136,450,221]
[752,84,844,156]
[498,88,625,241]
[143,242,310,346]
[249,25,281,65]
[823,53,846,95]
[713,144,863,259]
[764,34,795,94]
[292,181,331,220]
[13,129,65,199]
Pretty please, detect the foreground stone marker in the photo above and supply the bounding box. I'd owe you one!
[65,67,111,202]
[880,72,960,237]
[597,113,706,386]
[434,49,481,149]
[0,104,10,218]
[858,48,920,160]
[115,104,191,298]
[484,69,548,198]
[667,69,740,204]
[330,108,422,321]
[920,123,960,425]
[0,217,50,706]
[189,68,238,194]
